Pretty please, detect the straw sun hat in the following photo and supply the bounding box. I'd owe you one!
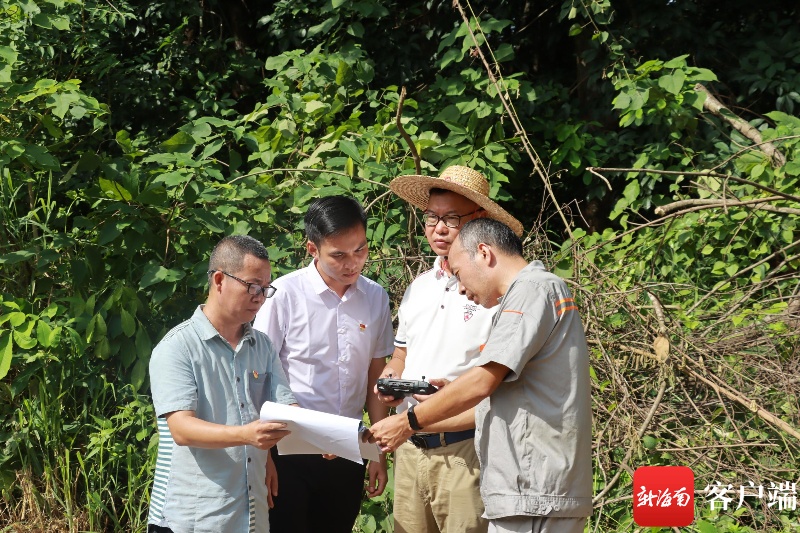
[389,165,524,236]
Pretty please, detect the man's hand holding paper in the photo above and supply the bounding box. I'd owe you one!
[260,401,381,464]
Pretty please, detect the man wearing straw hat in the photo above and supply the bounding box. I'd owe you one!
[375,165,523,533]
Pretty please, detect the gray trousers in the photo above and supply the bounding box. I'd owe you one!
[488,516,587,533]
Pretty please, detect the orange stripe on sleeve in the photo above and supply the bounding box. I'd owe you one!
[557,305,579,316]
[502,310,523,315]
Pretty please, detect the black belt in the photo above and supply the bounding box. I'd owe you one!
[408,429,475,449]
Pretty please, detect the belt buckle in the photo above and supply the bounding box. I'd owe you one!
[409,435,427,449]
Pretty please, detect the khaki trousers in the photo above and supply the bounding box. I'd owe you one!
[393,438,488,533]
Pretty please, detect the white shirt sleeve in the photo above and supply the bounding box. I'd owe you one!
[252,291,286,354]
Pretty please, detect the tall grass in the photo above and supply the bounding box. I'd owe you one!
[0,358,155,532]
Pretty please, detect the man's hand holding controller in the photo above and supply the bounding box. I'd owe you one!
[376,376,438,401]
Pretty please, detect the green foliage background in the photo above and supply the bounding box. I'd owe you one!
[1,0,798,531]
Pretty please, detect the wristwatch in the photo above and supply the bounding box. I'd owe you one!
[407,404,423,431]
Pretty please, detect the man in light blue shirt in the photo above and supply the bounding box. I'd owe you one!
[147,235,296,533]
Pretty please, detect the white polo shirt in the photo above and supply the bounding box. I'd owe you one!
[253,261,394,420]
[395,255,497,411]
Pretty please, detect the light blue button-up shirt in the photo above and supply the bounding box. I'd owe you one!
[148,306,295,533]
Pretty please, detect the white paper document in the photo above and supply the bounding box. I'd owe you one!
[260,401,381,464]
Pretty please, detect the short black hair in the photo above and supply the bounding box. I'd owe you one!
[304,196,367,246]
[456,218,522,258]
[208,235,270,282]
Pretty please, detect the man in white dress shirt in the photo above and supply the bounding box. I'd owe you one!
[253,196,394,533]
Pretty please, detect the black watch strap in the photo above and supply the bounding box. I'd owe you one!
[407,404,423,431]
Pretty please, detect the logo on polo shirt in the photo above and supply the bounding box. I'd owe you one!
[463,303,479,322]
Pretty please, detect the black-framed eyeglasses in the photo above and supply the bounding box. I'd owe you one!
[208,270,277,298]
[422,208,483,229]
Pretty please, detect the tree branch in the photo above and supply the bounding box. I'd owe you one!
[654,196,800,217]
[695,84,786,167]
[592,379,667,504]
[396,86,421,175]
[452,0,572,239]
[587,167,800,205]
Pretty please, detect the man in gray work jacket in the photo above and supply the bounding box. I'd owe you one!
[369,218,592,533]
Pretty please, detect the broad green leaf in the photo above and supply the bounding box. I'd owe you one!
[86,313,107,343]
[187,122,212,141]
[335,59,352,85]
[50,15,70,30]
[130,358,147,391]
[455,99,478,114]
[200,139,223,160]
[612,92,632,110]
[0,334,11,380]
[658,71,685,95]
[253,211,271,223]
[94,337,111,359]
[33,13,53,28]
[622,180,640,204]
[135,327,152,360]
[69,105,86,119]
[0,46,18,64]
[346,21,364,38]
[689,68,717,81]
[307,15,339,37]
[120,309,136,337]
[120,337,136,368]
[13,330,37,349]
[42,303,58,319]
[23,145,59,170]
[440,121,467,134]
[97,222,122,245]
[99,178,133,201]
[47,92,80,119]
[493,43,514,62]
[265,54,292,71]
[0,64,12,83]
[160,131,196,153]
[36,320,53,347]
[339,139,361,162]
[695,520,718,533]
[663,54,689,68]
[0,250,37,265]
[438,48,463,70]
[305,100,328,114]
[140,264,185,289]
[194,209,226,233]
[783,160,800,176]
[154,171,192,187]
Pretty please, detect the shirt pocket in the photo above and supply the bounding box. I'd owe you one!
[247,369,272,411]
